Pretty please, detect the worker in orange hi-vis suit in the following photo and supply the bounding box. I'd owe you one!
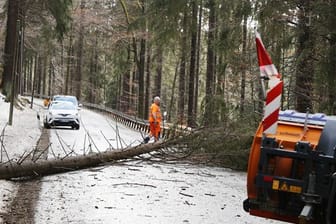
[43,97,51,107]
[143,96,162,143]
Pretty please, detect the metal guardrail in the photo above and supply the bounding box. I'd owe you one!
[82,102,178,139]
[22,92,182,139]
[82,102,150,132]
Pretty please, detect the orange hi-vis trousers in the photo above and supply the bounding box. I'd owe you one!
[149,122,161,140]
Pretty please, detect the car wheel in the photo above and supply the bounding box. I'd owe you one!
[73,124,80,130]
[44,122,51,129]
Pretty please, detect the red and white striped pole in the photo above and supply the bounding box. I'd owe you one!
[256,31,283,135]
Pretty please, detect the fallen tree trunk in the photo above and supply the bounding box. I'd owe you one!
[0,125,250,180]
[0,142,166,180]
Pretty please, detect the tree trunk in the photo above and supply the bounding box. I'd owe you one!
[0,142,168,180]
[138,38,146,118]
[204,0,216,126]
[187,0,198,128]
[88,36,96,103]
[42,55,47,95]
[23,57,28,93]
[295,0,314,113]
[121,46,131,113]
[17,17,25,96]
[194,0,202,123]
[326,1,336,114]
[240,7,248,115]
[65,26,73,95]
[30,54,38,109]
[37,55,42,95]
[1,0,19,97]
[145,44,151,119]
[178,8,188,125]
[60,41,64,94]
[48,58,51,96]
[168,63,179,122]
[94,34,99,103]
[75,0,85,101]
[154,46,163,98]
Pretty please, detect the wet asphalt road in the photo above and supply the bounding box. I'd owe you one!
[2,108,284,224]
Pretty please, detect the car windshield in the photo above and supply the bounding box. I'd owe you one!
[51,102,76,110]
[53,96,78,106]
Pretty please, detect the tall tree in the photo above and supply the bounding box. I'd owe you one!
[294,0,314,112]
[1,0,72,97]
[75,0,85,100]
[145,44,151,119]
[194,0,203,123]
[187,0,198,127]
[1,0,20,97]
[121,46,132,113]
[204,0,216,126]
[138,37,146,118]
[154,46,163,97]
[239,0,250,115]
[178,6,188,124]
[324,1,336,114]
[65,25,74,95]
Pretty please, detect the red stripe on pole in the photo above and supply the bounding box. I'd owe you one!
[263,108,280,132]
[256,31,283,135]
[256,37,272,67]
[266,81,283,105]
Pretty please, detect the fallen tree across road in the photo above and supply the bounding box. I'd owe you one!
[0,124,250,180]
[0,141,169,180]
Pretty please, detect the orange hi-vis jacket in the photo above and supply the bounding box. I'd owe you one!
[149,103,161,123]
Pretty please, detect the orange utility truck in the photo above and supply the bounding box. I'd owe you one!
[245,31,336,224]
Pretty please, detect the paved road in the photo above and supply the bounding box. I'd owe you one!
[4,106,286,224]
[47,107,144,158]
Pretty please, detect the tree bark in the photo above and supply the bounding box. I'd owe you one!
[42,55,47,95]
[187,0,197,128]
[154,46,163,97]
[145,44,151,119]
[36,55,42,95]
[121,45,131,113]
[194,0,202,122]
[65,25,73,95]
[137,0,147,119]
[240,5,248,115]
[295,0,314,113]
[325,1,336,114]
[48,57,52,96]
[75,0,85,101]
[204,0,216,126]
[178,7,188,125]
[168,63,179,122]
[0,142,167,180]
[138,38,146,118]
[1,0,19,97]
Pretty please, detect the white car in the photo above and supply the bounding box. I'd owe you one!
[44,101,80,129]
[52,95,81,108]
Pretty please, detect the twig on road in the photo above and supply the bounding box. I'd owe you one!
[0,123,8,163]
[112,182,157,188]
[100,130,113,149]
[80,119,100,153]
[32,143,51,162]
[179,192,194,197]
[83,133,87,155]
[55,130,70,156]
[49,143,57,159]
[16,147,36,165]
